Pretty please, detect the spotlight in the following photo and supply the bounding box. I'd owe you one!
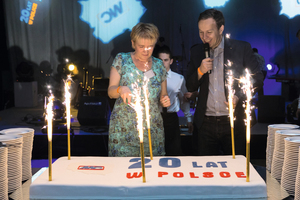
[68,64,75,71]
[267,64,273,71]
[266,63,280,78]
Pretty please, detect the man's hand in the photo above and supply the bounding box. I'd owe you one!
[199,58,213,74]
[187,122,193,133]
[184,91,199,101]
[160,95,171,107]
[224,95,239,109]
[184,92,193,100]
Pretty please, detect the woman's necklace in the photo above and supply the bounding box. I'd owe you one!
[132,52,152,72]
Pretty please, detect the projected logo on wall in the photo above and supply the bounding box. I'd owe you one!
[279,0,300,19]
[203,0,230,8]
[78,0,146,44]
[20,1,38,25]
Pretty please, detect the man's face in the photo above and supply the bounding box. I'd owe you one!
[198,18,224,49]
[158,53,173,72]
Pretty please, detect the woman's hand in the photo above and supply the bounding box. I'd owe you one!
[160,95,170,107]
[119,86,132,105]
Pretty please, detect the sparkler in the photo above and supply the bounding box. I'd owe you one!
[143,78,153,160]
[46,94,54,181]
[240,69,253,182]
[134,87,146,183]
[64,75,72,160]
[227,68,235,159]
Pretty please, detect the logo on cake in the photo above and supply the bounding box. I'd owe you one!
[78,166,105,170]
[126,157,246,179]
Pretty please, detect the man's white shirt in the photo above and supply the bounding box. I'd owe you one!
[161,70,192,123]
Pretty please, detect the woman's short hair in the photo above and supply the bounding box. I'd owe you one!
[130,22,159,44]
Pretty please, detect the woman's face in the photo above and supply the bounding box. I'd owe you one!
[132,38,156,61]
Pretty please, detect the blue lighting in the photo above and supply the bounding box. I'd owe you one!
[203,0,230,8]
[279,0,300,19]
[78,0,146,44]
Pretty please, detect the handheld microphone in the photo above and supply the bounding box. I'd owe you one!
[204,43,211,74]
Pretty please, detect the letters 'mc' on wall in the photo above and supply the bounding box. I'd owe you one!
[79,0,146,43]
[19,0,300,43]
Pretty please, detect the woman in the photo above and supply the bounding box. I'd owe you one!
[108,22,170,157]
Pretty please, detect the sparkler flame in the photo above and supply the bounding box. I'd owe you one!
[129,79,144,143]
[240,68,253,182]
[134,87,144,143]
[64,75,72,130]
[227,70,235,128]
[143,78,150,129]
[240,69,252,143]
[226,60,236,158]
[46,94,54,141]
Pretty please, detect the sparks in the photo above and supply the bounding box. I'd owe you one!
[143,78,150,129]
[46,94,54,142]
[240,69,252,143]
[135,87,144,143]
[227,70,235,128]
[64,75,73,160]
[240,68,253,182]
[129,82,144,143]
[226,67,236,158]
[64,75,72,130]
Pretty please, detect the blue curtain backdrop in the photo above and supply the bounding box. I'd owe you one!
[3,0,300,100]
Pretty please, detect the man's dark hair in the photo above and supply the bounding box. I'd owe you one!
[253,48,258,53]
[158,37,165,43]
[198,9,225,30]
[157,45,172,59]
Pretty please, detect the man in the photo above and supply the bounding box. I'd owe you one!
[186,9,264,156]
[153,36,167,58]
[253,48,266,81]
[296,29,300,123]
[158,46,193,156]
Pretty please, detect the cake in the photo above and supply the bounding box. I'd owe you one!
[30,155,267,199]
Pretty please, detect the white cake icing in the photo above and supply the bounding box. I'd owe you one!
[30,155,267,199]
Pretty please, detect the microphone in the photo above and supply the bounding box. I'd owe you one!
[204,43,211,74]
